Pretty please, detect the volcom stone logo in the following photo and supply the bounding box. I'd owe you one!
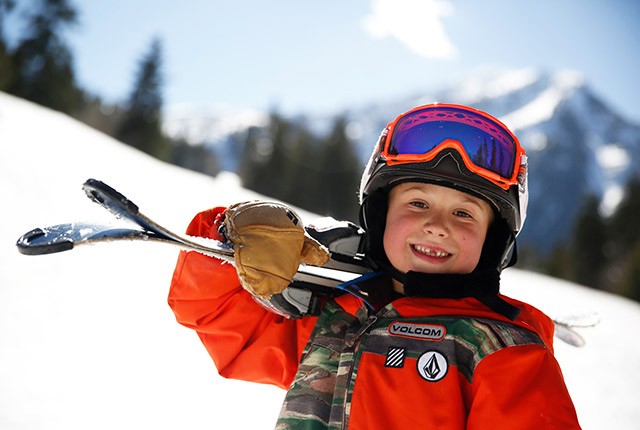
[417,351,448,382]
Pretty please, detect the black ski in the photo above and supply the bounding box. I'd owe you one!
[16,179,364,288]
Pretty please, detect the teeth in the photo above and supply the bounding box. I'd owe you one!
[414,245,449,258]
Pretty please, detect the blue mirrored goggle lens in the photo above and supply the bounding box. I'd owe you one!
[388,109,517,179]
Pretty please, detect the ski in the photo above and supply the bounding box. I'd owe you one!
[16,179,364,288]
[551,311,601,348]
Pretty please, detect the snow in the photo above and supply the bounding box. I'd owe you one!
[2,91,640,429]
[595,144,629,173]
[601,185,625,217]
[596,144,631,216]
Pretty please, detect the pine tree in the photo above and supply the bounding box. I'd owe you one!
[239,112,310,202]
[239,113,285,197]
[116,38,171,160]
[268,113,298,200]
[6,0,84,113]
[606,178,640,298]
[619,241,640,302]
[0,0,16,90]
[543,244,573,281]
[570,196,607,289]
[609,178,640,251]
[170,138,220,177]
[239,125,269,192]
[314,116,360,221]
[239,114,361,222]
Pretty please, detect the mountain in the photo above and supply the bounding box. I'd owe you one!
[3,90,640,429]
[163,68,640,255]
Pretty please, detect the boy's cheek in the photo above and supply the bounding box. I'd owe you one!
[382,233,406,273]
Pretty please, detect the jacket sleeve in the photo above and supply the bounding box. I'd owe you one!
[168,207,317,389]
[468,344,581,429]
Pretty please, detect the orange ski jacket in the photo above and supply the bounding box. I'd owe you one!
[169,207,581,429]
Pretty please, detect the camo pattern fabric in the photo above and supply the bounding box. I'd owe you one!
[275,301,544,429]
[275,300,369,429]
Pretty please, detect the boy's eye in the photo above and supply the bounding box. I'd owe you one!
[454,210,473,218]
[409,201,428,209]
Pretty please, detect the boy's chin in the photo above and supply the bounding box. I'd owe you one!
[406,265,460,275]
[405,264,475,276]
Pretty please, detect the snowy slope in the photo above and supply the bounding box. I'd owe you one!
[0,92,285,429]
[2,92,640,429]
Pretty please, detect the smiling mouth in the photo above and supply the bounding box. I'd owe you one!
[412,245,451,258]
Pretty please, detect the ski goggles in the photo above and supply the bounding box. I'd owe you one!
[380,104,525,190]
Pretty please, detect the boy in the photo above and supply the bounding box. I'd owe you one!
[168,103,581,428]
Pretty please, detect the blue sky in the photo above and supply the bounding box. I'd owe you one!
[7,0,640,121]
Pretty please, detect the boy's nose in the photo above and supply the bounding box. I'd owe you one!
[422,213,448,237]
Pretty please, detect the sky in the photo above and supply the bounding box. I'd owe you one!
[6,0,640,122]
[2,90,640,429]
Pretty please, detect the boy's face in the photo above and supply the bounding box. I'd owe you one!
[383,182,494,276]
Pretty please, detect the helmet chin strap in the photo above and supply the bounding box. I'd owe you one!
[399,269,521,321]
[366,257,520,321]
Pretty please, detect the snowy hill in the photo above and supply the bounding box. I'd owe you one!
[2,91,640,429]
[164,68,640,254]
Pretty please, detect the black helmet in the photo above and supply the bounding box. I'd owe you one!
[359,103,528,271]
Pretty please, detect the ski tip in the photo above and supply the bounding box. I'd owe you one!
[16,227,74,255]
[82,178,139,214]
[553,323,587,348]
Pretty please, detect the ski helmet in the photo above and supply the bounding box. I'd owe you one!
[359,103,528,271]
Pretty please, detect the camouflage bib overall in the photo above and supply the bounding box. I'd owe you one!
[275,299,543,429]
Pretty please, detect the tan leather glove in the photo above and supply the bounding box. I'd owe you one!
[222,201,330,299]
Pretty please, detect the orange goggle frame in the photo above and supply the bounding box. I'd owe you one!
[380,104,526,190]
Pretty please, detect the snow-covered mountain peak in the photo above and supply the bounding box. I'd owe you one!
[476,69,583,132]
[552,69,585,91]
[450,67,542,103]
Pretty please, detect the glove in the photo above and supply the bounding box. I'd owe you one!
[221,201,330,299]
